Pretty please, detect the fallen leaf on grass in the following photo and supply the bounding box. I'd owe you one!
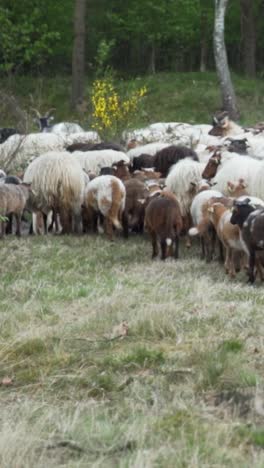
[1,376,13,386]
[106,321,129,340]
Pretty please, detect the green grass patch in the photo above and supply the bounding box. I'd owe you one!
[2,71,264,131]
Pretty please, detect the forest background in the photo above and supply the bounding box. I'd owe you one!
[0,0,263,133]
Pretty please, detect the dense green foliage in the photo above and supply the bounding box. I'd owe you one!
[0,0,263,76]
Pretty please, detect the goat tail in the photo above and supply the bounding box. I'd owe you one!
[189,218,209,236]
[112,217,122,230]
[166,238,172,246]
[188,227,199,236]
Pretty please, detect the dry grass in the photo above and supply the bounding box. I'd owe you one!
[0,233,264,467]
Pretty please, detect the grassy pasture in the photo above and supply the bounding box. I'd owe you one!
[0,233,264,467]
[2,71,264,131]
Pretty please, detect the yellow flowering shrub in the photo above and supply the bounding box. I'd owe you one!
[91,79,147,138]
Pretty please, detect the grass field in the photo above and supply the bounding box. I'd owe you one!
[1,232,264,467]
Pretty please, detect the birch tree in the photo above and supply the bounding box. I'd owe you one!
[213,0,239,119]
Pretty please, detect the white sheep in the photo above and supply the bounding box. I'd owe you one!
[72,149,130,175]
[63,131,101,148]
[250,162,264,201]
[212,155,261,196]
[165,159,205,216]
[0,133,67,172]
[0,131,101,173]
[83,175,126,240]
[24,151,85,234]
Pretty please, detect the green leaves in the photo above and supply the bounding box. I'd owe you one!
[0,5,60,73]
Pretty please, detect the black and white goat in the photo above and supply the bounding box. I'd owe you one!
[230,198,264,283]
[31,108,84,134]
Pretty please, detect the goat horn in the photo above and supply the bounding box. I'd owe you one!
[30,107,41,118]
[45,108,56,118]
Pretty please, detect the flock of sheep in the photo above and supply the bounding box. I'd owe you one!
[1,110,264,283]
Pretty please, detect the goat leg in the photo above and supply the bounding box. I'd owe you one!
[174,235,179,259]
[151,232,158,259]
[248,249,256,284]
[160,239,167,260]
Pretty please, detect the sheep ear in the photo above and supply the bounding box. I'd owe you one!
[227,182,234,193]
[208,206,214,213]
[243,198,250,205]
[137,198,145,204]
[221,116,228,128]
[213,117,218,125]
[112,165,117,170]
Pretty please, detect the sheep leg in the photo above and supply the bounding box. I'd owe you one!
[15,213,22,237]
[185,235,191,248]
[204,229,213,263]
[104,217,113,241]
[210,225,216,260]
[60,210,72,234]
[43,212,48,234]
[233,251,241,273]
[174,235,179,259]
[229,250,236,278]
[160,239,167,260]
[54,211,60,233]
[48,210,56,233]
[200,235,205,260]
[224,247,231,274]
[218,239,224,263]
[151,232,158,259]
[73,211,82,235]
[248,248,256,284]
[122,211,129,238]
[92,212,99,233]
[5,214,12,235]
[255,257,264,281]
[0,220,4,238]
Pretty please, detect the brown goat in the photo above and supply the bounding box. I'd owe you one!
[122,179,149,237]
[144,190,183,260]
[132,169,162,181]
[100,160,131,181]
[207,201,246,277]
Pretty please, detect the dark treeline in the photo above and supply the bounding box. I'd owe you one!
[0,0,263,78]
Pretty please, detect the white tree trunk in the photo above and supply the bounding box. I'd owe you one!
[214,0,240,119]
